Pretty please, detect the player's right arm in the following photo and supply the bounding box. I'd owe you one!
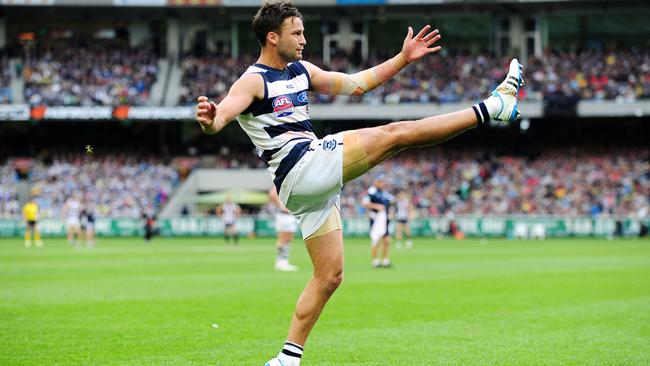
[196,73,264,134]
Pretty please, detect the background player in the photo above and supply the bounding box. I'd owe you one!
[80,200,96,248]
[62,194,82,246]
[269,187,299,272]
[363,178,393,268]
[142,205,157,242]
[218,196,241,245]
[395,189,414,249]
[22,197,43,248]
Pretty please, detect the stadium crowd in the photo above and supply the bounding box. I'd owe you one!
[177,48,650,105]
[15,45,650,106]
[23,42,158,106]
[178,54,257,106]
[340,147,650,220]
[0,155,178,219]
[0,163,20,219]
[2,148,647,220]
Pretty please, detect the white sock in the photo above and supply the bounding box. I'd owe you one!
[472,96,502,124]
[277,341,302,365]
[484,95,503,117]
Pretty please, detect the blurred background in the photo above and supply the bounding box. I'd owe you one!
[0,0,648,239]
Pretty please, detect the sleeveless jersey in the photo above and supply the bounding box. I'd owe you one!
[236,62,317,193]
[396,197,410,220]
[66,200,81,220]
[222,202,239,224]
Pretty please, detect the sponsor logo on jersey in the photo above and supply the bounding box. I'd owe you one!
[273,95,295,118]
[322,139,338,151]
[297,91,309,103]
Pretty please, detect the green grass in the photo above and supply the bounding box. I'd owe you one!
[1,237,649,366]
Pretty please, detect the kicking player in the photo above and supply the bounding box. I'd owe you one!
[395,190,414,249]
[22,197,43,248]
[269,187,299,272]
[219,196,241,244]
[62,194,82,246]
[362,178,393,268]
[195,2,523,364]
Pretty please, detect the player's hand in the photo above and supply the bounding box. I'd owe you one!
[196,96,218,133]
[401,25,442,63]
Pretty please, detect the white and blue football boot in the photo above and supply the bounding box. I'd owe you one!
[265,358,282,366]
[265,357,293,366]
[491,58,524,123]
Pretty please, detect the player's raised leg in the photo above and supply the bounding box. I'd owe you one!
[342,59,523,183]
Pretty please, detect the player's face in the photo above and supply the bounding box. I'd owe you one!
[276,16,306,62]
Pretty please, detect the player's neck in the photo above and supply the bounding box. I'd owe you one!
[257,49,290,71]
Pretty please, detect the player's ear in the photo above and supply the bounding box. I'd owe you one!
[267,31,279,46]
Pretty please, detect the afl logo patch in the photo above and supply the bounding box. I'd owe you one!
[297,91,309,103]
[322,139,338,151]
[273,95,294,118]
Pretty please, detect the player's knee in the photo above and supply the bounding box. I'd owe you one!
[381,120,415,150]
[327,271,343,293]
[319,270,343,294]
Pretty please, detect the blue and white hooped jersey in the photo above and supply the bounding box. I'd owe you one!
[236,62,317,193]
[396,197,410,220]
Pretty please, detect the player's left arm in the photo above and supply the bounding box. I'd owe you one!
[302,25,441,96]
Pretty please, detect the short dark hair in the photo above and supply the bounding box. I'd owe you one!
[252,1,303,47]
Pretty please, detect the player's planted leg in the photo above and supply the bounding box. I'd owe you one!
[266,228,344,365]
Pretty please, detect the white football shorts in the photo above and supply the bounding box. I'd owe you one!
[280,133,344,239]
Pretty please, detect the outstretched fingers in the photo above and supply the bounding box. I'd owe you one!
[425,30,442,52]
[414,25,431,39]
[422,29,440,43]
[404,26,414,41]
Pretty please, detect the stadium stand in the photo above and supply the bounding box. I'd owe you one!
[0,154,179,219]
[23,41,158,106]
[340,148,649,219]
[4,147,646,221]
[0,163,20,219]
[176,49,650,106]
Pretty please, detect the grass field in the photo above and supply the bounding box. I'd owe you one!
[1,236,649,366]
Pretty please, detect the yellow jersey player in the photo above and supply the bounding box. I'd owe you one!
[22,198,43,248]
